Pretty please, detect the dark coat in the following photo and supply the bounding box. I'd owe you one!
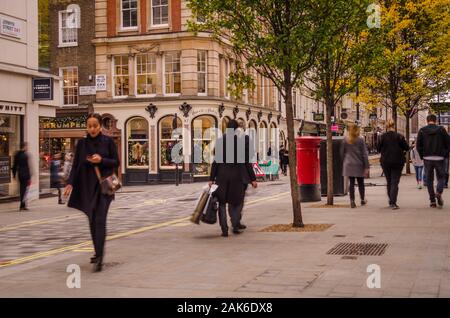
[416,124,450,159]
[12,150,31,181]
[210,133,256,206]
[341,137,369,177]
[67,133,119,216]
[50,160,62,188]
[377,131,409,168]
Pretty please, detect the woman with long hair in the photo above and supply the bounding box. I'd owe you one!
[64,113,119,272]
[341,123,369,208]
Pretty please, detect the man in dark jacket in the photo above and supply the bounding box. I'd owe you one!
[12,142,31,211]
[417,114,450,208]
[209,120,257,237]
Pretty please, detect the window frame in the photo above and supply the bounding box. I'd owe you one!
[126,117,150,169]
[58,10,78,47]
[159,115,183,170]
[60,66,79,106]
[197,50,208,96]
[112,55,130,99]
[150,0,169,28]
[135,53,157,97]
[120,0,139,31]
[163,51,182,96]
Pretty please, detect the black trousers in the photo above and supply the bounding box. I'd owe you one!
[424,160,446,202]
[219,204,241,233]
[382,165,403,205]
[19,179,29,208]
[349,177,365,201]
[88,199,111,258]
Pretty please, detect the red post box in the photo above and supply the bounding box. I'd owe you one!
[295,136,321,202]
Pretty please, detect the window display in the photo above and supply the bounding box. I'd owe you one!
[159,116,183,169]
[126,117,149,169]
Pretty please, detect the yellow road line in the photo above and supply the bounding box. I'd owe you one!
[0,191,289,268]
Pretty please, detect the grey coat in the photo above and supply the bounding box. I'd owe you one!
[341,137,369,177]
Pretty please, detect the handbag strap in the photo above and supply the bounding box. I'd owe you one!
[94,166,103,182]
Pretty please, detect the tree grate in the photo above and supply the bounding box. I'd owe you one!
[327,242,388,256]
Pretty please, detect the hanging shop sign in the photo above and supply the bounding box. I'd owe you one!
[0,156,11,184]
[79,86,96,96]
[313,113,324,121]
[32,78,53,101]
[39,115,87,130]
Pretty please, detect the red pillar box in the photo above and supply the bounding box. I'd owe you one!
[295,136,322,202]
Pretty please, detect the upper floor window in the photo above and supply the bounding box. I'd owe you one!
[122,0,138,29]
[60,67,78,106]
[197,50,207,95]
[164,51,181,95]
[113,55,130,97]
[136,53,157,96]
[152,0,169,26]
[59,10,78,47]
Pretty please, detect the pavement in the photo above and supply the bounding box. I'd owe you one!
[0,164,449,298]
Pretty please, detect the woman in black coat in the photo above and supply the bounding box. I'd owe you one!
[64,113,119,272]
[209,120,257,237]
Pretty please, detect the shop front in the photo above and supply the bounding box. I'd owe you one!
[0,104,24,199]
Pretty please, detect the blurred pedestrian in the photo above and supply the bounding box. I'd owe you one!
[377,120,409,210]
[12,142,31,211]
[209,119,257,237]
[64,113,120,272]
[341,124,369,208]
[410,140,424,189]
[50,152,64,204]
[63,152,74,184]
[417,114,450,208]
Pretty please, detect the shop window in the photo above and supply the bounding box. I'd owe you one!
[136,53,157,96]
[159,116,183,169]
[151,0,169,26]
[259,121,268,161]
[269,122,277,156]
[121,0,138,29]
[126,117,149,169]
[58,10,78,47]
[164,51,181,95]
[60,67,78,106]
[197,50,207,95]
[192,116,216,176]
[221,116,230,133]
[113,55,130,97]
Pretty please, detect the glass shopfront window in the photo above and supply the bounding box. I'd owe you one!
[192,115,216,176]
[259,121,268,161]
[0,115,21,198]
[159,116,183,169]
[126,117,149,169]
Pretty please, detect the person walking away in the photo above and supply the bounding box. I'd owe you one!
[64,113,120,272]
[341,124,369,208]
[50,153,64,204]
[63,152,73,184]
[279,146,286,175]
[410,140,424,189]
[416,114,450,208]
[12,142,31,211]
[209,120,257,237]
[377,120,409,210]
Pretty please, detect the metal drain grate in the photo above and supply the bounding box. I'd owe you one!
[327,242,388,256]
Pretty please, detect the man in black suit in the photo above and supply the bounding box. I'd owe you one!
[209,120,257,236]
[12,142,31,211]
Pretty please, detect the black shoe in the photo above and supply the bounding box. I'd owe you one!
[221,232,228,237]
[361,199,367,206]
[19,207,29,211]
[90,255,98,264]
[436,194,444,207]
[430,202,437,208]
[233,229,242,235]
[350,200,356,208]
[93,257,103,272]
[58,201,64,205]
[237,224,247,230]
[391,204,400,210]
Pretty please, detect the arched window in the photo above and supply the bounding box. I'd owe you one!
[192,115,217,176]
[259,121,268,161]
[221,116,231,133]
[159,115,183,169]
[126,117,149,169]
[269,122,277,153]
[237,118,246,130]
[248,119,257,130]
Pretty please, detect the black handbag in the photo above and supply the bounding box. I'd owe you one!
[94,166,122,196]
[201,195,219,224]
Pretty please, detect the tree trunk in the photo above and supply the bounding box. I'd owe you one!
[284,82,304,227]
[392,104,398,132]
[326,100,334,205]
[405,114,411,174]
